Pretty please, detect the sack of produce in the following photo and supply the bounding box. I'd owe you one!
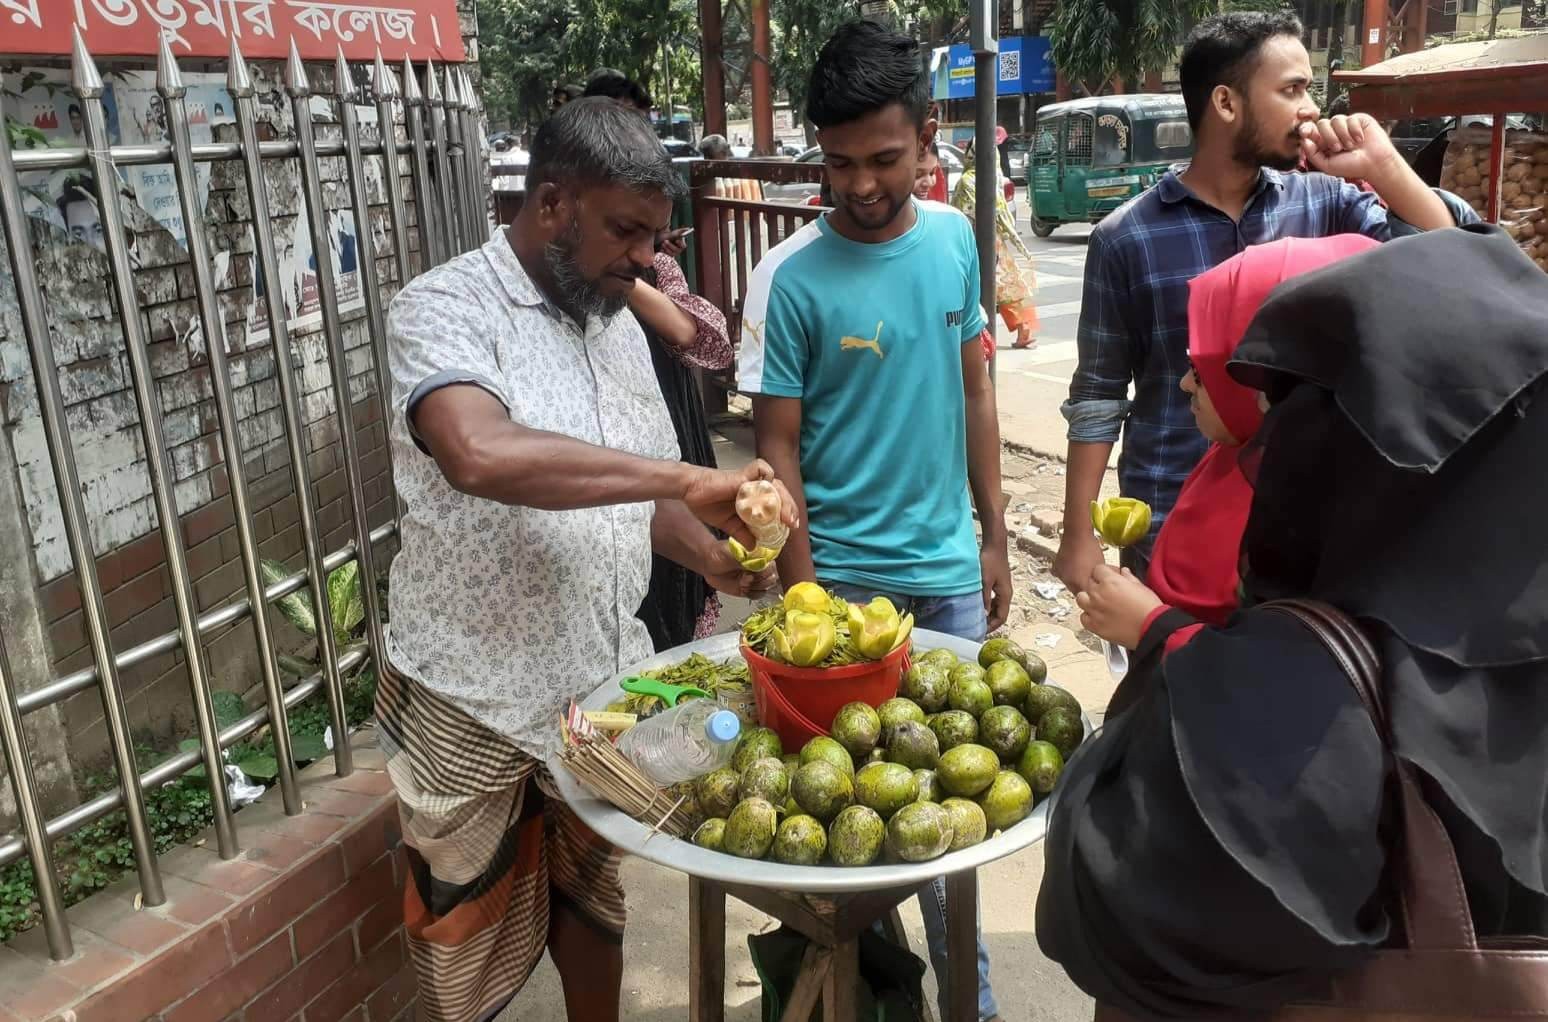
[1440,125,1548,274]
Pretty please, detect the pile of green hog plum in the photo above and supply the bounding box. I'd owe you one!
[673,638,1086,867]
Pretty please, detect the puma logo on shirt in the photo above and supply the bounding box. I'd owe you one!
[840,321,885,359]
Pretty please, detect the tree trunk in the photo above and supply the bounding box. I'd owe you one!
[1488,0,1501,38]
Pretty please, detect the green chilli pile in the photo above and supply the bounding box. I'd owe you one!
[606,654,749,720]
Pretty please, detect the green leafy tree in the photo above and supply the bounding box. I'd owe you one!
[1049,0,1292,95]
[771,0,958,142]
[477,0,701,133]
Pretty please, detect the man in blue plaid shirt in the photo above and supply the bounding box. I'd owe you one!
[1053,12,1477,592]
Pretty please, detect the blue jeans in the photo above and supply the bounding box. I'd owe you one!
[823,582,999,1022]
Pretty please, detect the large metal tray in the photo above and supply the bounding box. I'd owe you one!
[547,628,1086,893]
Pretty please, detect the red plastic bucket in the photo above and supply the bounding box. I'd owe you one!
[741,640,911,752]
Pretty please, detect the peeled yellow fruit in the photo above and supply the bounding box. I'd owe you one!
[783,582,831,615]
[727,537,778,572]
[847,598,911,661]
[1090,497,1153,548]
[770,610,837,667]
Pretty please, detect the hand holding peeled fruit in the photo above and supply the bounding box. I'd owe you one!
[682,461,797,556]
[727,478,794,570]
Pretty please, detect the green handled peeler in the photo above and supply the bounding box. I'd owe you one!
[619,676,711,707]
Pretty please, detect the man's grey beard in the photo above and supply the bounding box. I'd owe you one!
[545,224,630,320]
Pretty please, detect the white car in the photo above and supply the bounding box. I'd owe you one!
[763,143,1017,221]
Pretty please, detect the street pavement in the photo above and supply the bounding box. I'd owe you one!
[504,200,1104,1022]
[988,219,1120,468]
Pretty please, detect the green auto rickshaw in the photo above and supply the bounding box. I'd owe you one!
[1028,94,1194,237]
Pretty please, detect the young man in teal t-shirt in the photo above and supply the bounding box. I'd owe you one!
[738,21,1011,1022]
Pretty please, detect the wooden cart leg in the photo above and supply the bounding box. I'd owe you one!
[822,936,860,1022]
[690,876,727,1022]
[781,943,831,1022]
[945,872,978,1022]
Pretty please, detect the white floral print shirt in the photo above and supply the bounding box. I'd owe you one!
[384,231,679,757]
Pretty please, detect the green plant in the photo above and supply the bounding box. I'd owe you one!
[0,663,380,942]
[261,558,374,681]
[0,557,387,944]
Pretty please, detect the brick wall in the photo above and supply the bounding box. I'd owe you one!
[0,738,415,1022]
[0,54,437,776]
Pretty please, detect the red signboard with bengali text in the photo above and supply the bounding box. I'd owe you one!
[2,0,468,63]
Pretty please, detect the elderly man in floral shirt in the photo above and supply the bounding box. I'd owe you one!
[378,97,791,1022]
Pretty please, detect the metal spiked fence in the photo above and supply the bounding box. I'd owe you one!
[0,30,489,961]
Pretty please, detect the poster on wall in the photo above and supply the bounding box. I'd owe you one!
[2,68,122,254]
[244,94,374,343]
[3,66,367,348]
[245,200,366,344]
[1,67,230,253]
[109,70,236,249]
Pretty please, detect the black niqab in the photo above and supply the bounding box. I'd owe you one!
[1037,226,1548,1019]
[1230,224,1548,920]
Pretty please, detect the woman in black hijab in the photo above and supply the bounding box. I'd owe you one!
[1035,225,1548,1019]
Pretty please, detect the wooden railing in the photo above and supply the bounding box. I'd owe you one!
[690,158,827,410]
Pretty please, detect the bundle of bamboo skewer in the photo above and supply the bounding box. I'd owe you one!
[558,717,694,839]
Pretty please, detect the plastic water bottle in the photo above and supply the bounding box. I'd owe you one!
[617,699,742,786]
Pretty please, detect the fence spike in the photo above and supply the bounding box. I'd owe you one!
[285,38,310,97]
[464,70,481,114]
[401,56,421,104]
[444,65,461,109]
[155,32,186,96]
[70,27,104,97]
[375,50,397,99]
[425,59,441,101]
[334,46,357,103]
[226,37,253,96]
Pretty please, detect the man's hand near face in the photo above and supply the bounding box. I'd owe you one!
[1300,114,1453,231]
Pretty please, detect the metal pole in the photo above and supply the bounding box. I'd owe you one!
[425,63,461,258]
[700,0,728,138]
[0,67,164,921]
[450,68,477,249]
[462,70,487,243]
[157,36,302,813]
[72,29,239,858]
[285,42,388,680]
[970,0,998,380]
[374,53,415,289]
[402,59,439,272]
[0,638,70,958]
[455,68,482,248]
[750,0,773,154]
[1361,0,1388,68]
[228,41,351,779]
[439,67,467,253]
[663,42,675,139]
[335,50,404,529]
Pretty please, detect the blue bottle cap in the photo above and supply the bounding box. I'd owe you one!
[705,709,741,743]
